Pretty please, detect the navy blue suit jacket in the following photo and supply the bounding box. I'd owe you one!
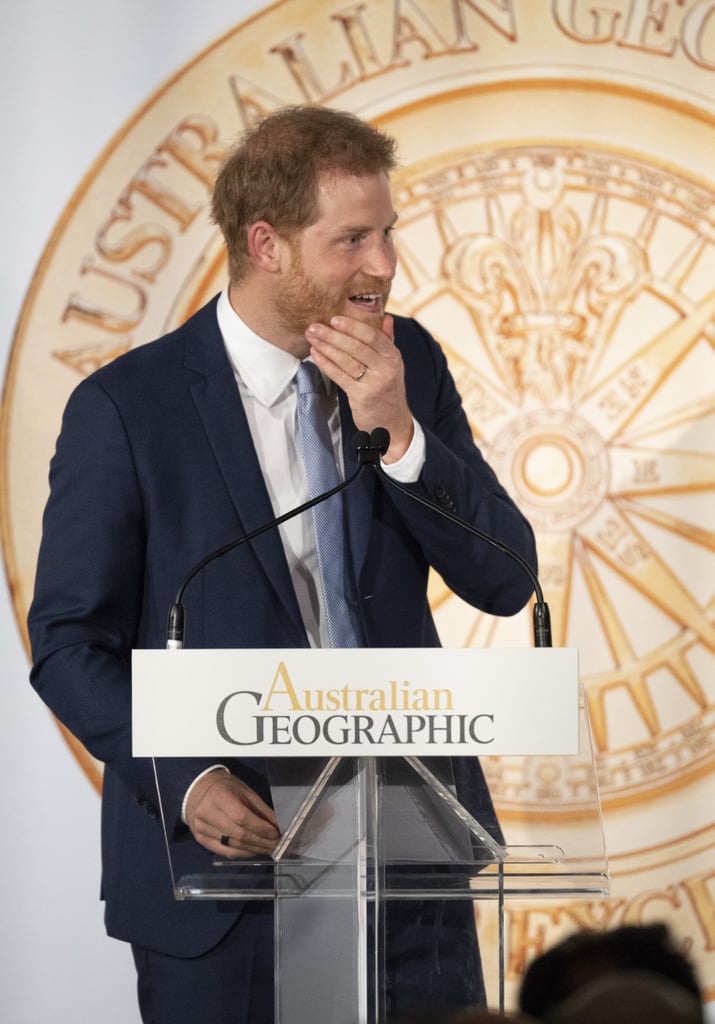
[28,296,536,956]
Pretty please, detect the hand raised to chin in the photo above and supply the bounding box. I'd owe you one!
[305,314,414,463]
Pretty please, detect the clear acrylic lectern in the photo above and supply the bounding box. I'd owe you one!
[134,648,609,1022]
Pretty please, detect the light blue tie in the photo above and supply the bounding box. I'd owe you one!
[294,361,360,648]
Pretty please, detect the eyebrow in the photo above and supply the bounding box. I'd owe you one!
[338,212,399,234]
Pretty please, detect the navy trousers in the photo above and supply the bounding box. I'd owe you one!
[131,905,274,1024]
[131,899,484,1023]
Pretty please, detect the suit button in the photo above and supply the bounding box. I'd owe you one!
[433,486,456,512]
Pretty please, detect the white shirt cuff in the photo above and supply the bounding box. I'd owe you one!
[181,764,230,824]
[381,418,425,484]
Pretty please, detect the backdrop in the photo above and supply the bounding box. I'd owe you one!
[2,1,714,1020]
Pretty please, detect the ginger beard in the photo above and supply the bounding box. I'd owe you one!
[274,234,392,341]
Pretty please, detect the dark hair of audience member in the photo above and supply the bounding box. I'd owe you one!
[518,922,702,1019]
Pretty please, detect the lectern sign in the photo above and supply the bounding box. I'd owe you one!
[132,647,578,758]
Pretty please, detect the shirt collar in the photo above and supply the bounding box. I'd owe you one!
[217,287,301,407]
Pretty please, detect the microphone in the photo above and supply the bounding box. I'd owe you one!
[166,440,372,649]
[364,428,552,648]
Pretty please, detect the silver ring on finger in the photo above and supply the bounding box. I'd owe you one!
[355,366,367,382]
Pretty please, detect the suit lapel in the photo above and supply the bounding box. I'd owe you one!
[182,302,306,641]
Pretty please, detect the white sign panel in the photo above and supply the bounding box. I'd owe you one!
[132,647,579,758]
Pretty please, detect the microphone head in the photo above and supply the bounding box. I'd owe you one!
[370,427,391,456]
[352,430,371,455]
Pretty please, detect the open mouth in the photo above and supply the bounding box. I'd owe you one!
[349,292,383,312]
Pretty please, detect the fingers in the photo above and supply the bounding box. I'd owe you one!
[185,771,281,860]
[382,313,395,343]
[306,313,413,461]
[306,314,394,384]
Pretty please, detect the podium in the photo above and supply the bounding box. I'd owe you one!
[133,647,609,1022]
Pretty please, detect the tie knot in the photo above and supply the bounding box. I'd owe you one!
[295,360,323,398]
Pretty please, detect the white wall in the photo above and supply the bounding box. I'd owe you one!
[0,3,257,1020]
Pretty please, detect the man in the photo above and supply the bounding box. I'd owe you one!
[28,106,537,1023]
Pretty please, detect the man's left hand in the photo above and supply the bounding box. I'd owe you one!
[306,314,414,463]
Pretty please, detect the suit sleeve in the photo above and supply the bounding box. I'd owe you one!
[27,377,202,808]
[394,319,537,616]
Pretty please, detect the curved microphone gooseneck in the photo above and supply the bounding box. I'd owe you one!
[365,427,552,648]
[166,432,374,649]
[166,428,551,648]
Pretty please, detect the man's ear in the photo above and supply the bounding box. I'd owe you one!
[246,221,285,273]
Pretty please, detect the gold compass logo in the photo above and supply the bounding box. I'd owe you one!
[2,0,714,1004]
[387,141,715,805]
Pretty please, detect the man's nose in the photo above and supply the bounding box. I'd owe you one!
[363,236,397,279]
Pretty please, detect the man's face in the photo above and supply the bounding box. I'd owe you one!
[274,171,398,341]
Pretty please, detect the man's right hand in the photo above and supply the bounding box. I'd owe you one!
[184,769,280,859]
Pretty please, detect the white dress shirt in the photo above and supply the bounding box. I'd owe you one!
[182,288,426,819]
[216,286,426,648]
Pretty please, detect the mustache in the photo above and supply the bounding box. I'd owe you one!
[347,278,392,298]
